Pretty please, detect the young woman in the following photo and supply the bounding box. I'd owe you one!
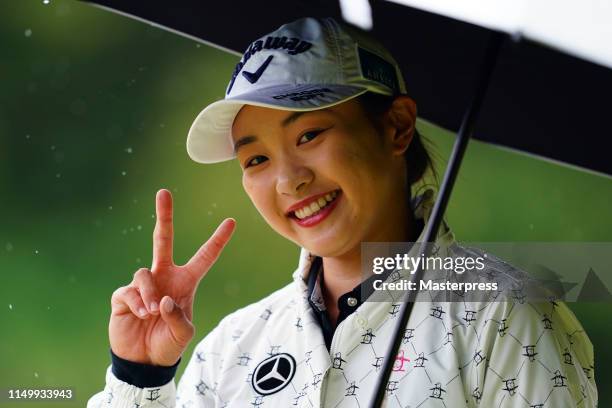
[88,17,597,408]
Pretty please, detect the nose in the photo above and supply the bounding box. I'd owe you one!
[275,157,314,196]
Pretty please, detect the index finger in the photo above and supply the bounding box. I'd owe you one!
[152,189,174,269]
[186,218,236,277]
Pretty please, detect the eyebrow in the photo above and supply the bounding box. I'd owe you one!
[233,135,257,155]
[233,109,331,154]
[281,111,308,127]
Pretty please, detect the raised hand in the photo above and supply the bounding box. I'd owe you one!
[109,189,236,366]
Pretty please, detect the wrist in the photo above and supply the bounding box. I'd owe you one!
[110,348,181,388]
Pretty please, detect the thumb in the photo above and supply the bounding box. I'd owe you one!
[159,296,195,346]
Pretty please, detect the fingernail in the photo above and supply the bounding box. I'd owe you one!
[138,307,148,317]
[164,298,174,313]
[150,302,158,312]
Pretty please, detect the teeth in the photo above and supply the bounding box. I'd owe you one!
[293,190,339,219]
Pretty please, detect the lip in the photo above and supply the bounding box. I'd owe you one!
[288,190,342,228]
[285,189,340,216]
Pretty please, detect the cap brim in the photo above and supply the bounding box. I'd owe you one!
[187,84,368,164]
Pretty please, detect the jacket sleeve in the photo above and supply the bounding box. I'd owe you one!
[478,300,597,408]
[174,322,228,408]
[87,319,229,408]
[86,362,178,408]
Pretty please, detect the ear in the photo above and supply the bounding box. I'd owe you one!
[385,95,417,156]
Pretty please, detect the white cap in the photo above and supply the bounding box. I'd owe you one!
[186,17,407,164]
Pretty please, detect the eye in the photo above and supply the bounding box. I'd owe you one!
[244,155,268,168]
[297,129,324,145]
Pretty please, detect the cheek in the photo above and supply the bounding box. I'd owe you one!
[243,174,271,215]
[242,173,286,226]
[321,139,387,191]
[325,145,393,228]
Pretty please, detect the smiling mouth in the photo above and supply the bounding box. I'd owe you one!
[288,189,341,220]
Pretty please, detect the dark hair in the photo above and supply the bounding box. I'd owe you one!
[357,92,438,188]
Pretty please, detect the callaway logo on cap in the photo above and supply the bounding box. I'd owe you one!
[186,17,407,164]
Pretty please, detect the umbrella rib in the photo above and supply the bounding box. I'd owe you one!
[84,2,242,57]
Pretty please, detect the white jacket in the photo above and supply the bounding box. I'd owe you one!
[88,189,597,408]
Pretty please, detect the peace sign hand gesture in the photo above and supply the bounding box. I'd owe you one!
[109,189,236,366]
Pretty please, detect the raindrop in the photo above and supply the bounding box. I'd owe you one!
[51,145,56,150]
[212,203,217,208]
[137,225,142,231]
[55,173,61,178]
[5,242,13,252]
[159,123,165,128]
[151,214,155,218]
[132,198,138,204]
[125,147,133,154]
[34,372,39,378]
[25,134,31,139]
[196,44,201,48]
[529,224,534,230]
[43,0,50,4]
[24,29,32,37]
[121,171,127,176]
[122,229,127,235]
[108,206,113,210]
[207,211,212,216]
[35,249,39,254]
[129,227,134,232]
[136,257,141,263]
[8,304,13,310]
[47,306,51,310]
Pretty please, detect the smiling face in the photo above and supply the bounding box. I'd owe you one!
[231,95,417,257]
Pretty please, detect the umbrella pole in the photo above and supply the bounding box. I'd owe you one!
[369,30,505,408]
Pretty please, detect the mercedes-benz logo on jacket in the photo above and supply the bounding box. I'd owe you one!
[251,353,296,395]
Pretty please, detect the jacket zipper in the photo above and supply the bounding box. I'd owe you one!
[319,318,346,407]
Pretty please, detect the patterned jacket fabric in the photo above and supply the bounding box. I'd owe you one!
[87,188,597,407]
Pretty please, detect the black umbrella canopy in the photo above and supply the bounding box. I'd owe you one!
[82,0,612,176]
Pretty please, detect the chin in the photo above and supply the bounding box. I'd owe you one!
[300,235,355,258]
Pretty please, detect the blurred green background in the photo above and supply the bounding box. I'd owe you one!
[0,1,610,406]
